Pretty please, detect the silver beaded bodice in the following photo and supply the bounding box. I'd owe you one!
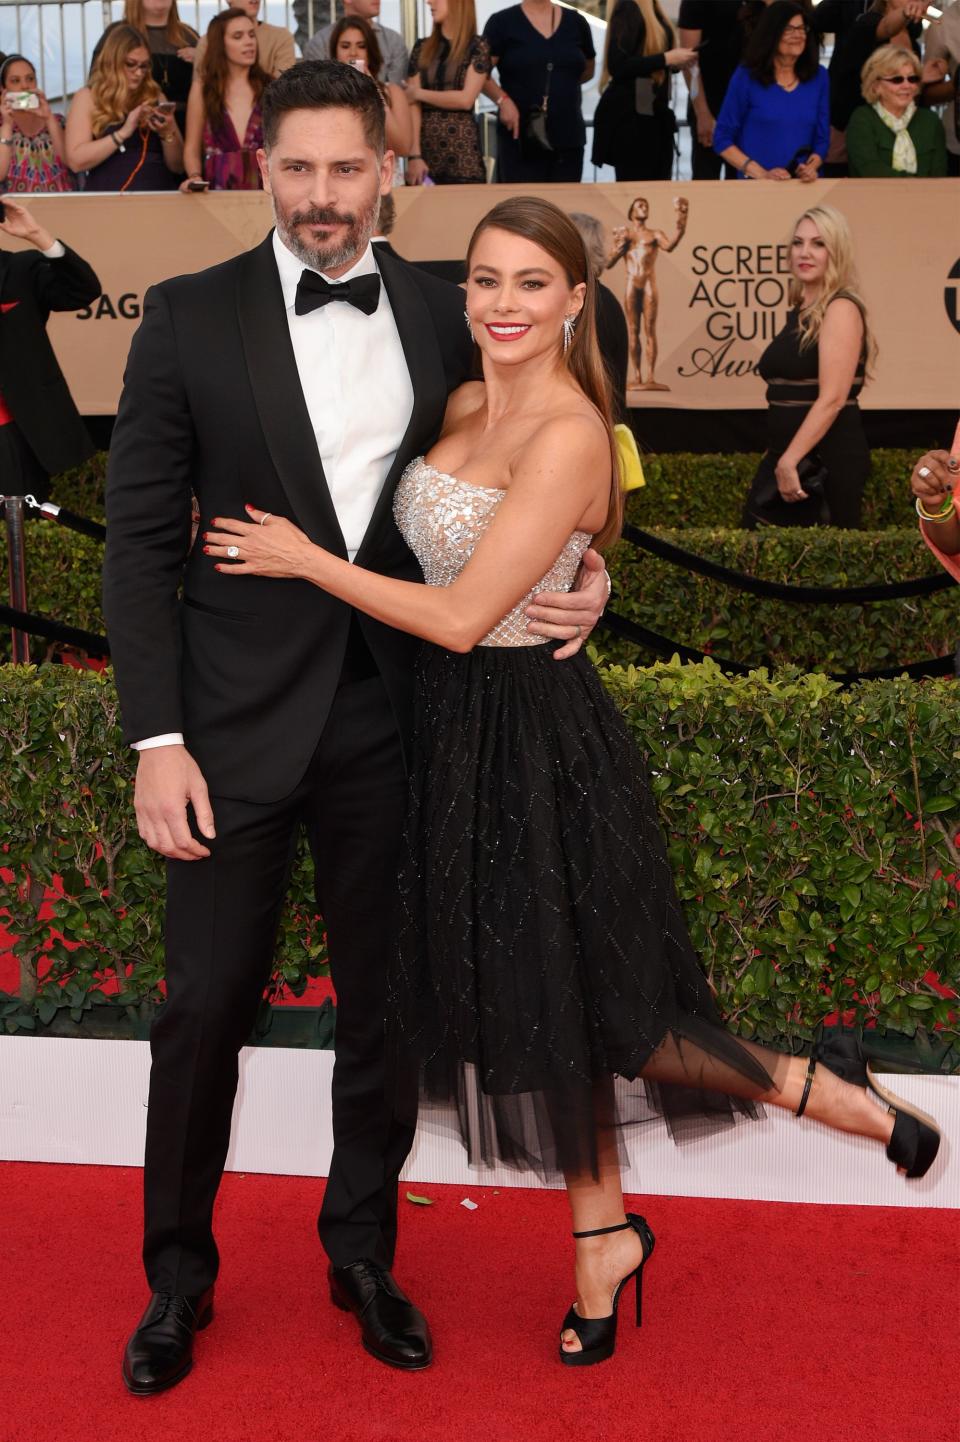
[394,458,592,647]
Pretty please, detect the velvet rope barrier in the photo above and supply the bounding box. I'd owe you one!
[0,603,110,656]
[24,495,107,543]
[599,608,956,683]
[621,524,955,604]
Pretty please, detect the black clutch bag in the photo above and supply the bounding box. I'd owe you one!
[753,452,828,508]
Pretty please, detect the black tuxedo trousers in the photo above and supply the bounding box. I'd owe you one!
[147,673,414,1289]
[104,234,474,1288]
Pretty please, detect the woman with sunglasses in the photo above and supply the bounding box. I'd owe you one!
[847,44,947,175]
[66,24,184,190]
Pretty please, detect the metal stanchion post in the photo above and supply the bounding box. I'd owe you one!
[3,494,31,663]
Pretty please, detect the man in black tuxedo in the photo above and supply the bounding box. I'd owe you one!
[104,60,609,1394]
[0,199,99,500]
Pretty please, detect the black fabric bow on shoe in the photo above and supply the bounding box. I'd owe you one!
[122,1287,215,1396]
[328,1260,432,1370]
[294,270,381,317]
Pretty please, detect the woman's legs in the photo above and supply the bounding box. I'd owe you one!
[560,1039,894,1354]
[561,1080,645,1355]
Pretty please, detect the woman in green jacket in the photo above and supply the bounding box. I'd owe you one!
[847,43,947,176]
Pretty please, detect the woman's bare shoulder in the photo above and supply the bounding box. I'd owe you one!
[522,403,610,466]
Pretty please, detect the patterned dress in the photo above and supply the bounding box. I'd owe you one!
[2,116,73,192]
[388,459,778,1179]
[408,35,490,183]
[203,100,264,191]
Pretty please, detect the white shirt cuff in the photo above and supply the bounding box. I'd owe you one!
[41,240,66,259]
[132,733,185,751]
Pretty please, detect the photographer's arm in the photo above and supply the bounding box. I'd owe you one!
[0,199,100,309]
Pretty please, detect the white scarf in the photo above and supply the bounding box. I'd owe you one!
[872,100,918,173]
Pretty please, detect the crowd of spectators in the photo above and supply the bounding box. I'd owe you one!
[0,0,956,191]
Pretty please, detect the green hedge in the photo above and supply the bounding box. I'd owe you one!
[1,663,957,1049]
[604,527,959,674]
[5,516,956,677]
[45,447,920,531]
[626,447,921,531]
[0,666,326,1034]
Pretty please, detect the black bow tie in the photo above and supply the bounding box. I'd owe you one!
[294,270,381,317]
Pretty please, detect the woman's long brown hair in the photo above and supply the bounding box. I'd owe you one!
[201,8,270,132]
[416,0,478,86]
[466,197,623,552]
[90,24,162,136]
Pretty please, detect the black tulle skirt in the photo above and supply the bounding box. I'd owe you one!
[388,643,783,1179]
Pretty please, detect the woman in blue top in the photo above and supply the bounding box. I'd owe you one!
[714,0,829,181]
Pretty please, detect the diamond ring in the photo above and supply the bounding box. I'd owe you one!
[226,545,240,559]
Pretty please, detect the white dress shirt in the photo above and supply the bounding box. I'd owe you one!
[134,229,414,752]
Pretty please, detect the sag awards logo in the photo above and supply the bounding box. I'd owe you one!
[606,196,793,394]
[945,259,960,335]
[76,292,142,320]
[680,238,793,380]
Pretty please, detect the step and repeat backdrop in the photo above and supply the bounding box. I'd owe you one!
[14,179,959,414]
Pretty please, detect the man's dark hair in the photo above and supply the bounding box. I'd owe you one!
[262,59,386,154]
[744,1,820,86]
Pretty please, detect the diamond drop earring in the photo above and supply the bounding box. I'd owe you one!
[562,315,576,354]
[464,309,475,341]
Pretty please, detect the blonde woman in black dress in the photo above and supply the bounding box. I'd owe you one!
[207,197,941,1367]
[742,204,872,528]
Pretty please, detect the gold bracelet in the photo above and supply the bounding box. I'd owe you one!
[915,495,956,524]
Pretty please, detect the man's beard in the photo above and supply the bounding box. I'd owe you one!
[274,193,381,273]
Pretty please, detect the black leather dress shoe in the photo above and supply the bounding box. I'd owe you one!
[329,1261,432,1370]
[122,1287,215,1396]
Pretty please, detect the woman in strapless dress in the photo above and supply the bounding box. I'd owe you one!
[207,197,941,1366]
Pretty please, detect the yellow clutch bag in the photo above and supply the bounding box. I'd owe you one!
[614,423,645,492]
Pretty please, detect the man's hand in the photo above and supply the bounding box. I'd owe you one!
[0,198,56,253]
[525,547,610,660]
[135,745,216,861]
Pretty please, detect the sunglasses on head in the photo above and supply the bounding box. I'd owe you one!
[881,74,920,85]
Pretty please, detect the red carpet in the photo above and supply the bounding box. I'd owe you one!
[3,1164,956,1442]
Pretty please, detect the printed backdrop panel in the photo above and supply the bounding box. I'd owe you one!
[11,182,958,414]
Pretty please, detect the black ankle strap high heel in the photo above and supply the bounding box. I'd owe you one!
[795,1033,942,1180]
[558,1213,655,1368]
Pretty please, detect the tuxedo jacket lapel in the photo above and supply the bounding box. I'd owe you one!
[236,234,348,558]
[354,246,447,568]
